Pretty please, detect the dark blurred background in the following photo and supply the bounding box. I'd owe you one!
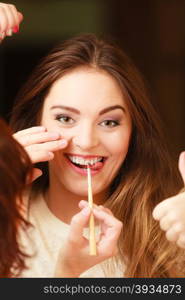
[0,0,185,157]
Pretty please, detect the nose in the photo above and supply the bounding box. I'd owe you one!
[72,124,99,151]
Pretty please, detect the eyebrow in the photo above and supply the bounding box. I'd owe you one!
[50,105,126,115]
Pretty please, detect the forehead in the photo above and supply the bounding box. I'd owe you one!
[44,67,127,109]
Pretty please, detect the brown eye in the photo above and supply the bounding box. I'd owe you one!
[100,120,120,128]
[55,115,75,124]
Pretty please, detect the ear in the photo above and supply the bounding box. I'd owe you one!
[178,152,185,185]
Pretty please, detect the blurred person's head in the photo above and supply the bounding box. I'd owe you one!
[0,119,32,277]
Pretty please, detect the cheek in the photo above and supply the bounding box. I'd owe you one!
[40,113,52,128]
[40,108,57,129]
[102,130,131,157]
[40,118,61,134]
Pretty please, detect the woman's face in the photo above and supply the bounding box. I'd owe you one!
[41,68,132,198]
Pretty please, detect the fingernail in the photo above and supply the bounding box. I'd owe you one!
[13,26,19,33]
[81,207,90,216]
[58,139,67,147]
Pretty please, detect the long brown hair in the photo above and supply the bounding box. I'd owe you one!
[10,34,185,277]
[0,119,31,277]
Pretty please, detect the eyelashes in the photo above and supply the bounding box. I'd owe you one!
[100,120,120,128]
[55,114,74,125]
[54,114,121,128]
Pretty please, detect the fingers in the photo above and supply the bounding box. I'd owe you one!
[153,199,185,249]
[69,207,91,245]
[0,3,23,42]
[152,199,170,221]
[92,208,122,257]
[93,208,122,240]
[152,193,185,221]
[79,200,113,215]
[153,152,185,248]
[79,200,121,240]
[176,234,185,249]
[3,4,17,35]
[0,5,8,32]
[79,200,88,208]
[79,201,113,228]
[13,126,46,138]
[70,204,122,255]
[13,126,68,164]
[25,148,54,163]
[165,224,185,249]
[159,211,178,231]
[153,190,185,249]
[15,131,61,147]
[67,203,122,266]
[98,205,114,216]
[8,4,20,28]
[178,151,185,186]
[165,223,185,242]
[25,139,67,163]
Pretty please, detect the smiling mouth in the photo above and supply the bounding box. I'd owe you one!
[64,154,106,170]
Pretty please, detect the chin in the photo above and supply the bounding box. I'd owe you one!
[66,184,104,198]
[73,191,89,199]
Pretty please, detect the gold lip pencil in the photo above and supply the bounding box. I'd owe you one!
[87,166,97,255]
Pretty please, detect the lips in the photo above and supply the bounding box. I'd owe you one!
[64,153,107,175]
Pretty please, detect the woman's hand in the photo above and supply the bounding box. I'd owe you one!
[13,126,68,182]
[0,2,23,42]
[55,201,123,277]
[153,151,185,249]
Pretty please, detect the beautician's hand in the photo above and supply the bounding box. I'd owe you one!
[55,201,123,277]
[13,126,68,182]
[0,3,23,42]
[153,151,185,249]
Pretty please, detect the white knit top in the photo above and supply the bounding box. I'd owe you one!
[19,193,124,277]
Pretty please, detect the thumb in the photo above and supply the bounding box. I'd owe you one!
[178,151,185,185]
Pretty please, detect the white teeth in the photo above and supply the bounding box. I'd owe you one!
[74,157,78,164]
[68,155,102,166]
